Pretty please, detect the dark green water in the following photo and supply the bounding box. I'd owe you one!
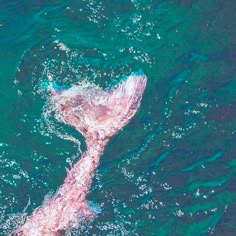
[0,0,235,235]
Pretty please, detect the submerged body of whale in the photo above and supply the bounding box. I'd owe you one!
[16,73,147,235]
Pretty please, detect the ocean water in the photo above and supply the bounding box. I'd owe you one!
[0,0,235,235]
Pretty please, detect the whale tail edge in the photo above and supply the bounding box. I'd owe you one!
[50,72,147,141]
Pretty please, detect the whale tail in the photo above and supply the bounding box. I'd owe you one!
[16,73,147,235]
[50,72,147,142]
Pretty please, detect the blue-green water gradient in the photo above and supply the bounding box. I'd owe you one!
[0,0,235,235]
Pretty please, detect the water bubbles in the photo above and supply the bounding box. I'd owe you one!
[17,90,22,96]
[161,182,172,190]
[141,199,159,210]
[171,131,183,139]
[132,15,142,23]
[156,33,161,39]
[174,209,184,217]
[159,201,165,207]
[83,0,106,24]
[53,40,71,53]
[195,189,200,197]
[0,143,8,147]
[184,109,200,115]
[198,102,208,108]
[121,167,134,180]
[53,27,60,33]
[0,212,27,235]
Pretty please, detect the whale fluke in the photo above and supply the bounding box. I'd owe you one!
[51,73,147,142]
[16,73,147,235]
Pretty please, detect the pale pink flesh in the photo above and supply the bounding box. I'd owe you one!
[16,74,147,235]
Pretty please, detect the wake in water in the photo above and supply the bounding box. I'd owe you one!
[16,72,147,235]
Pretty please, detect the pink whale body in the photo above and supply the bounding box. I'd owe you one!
[16,73,147,235]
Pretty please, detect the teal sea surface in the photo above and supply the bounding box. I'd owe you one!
[0,0,235,235]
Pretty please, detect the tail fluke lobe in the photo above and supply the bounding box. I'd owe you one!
[105,73,147,133]
[41,81,70,95]
[52,73,147,141]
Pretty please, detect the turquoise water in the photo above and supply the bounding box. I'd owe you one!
[0,0,235,235]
